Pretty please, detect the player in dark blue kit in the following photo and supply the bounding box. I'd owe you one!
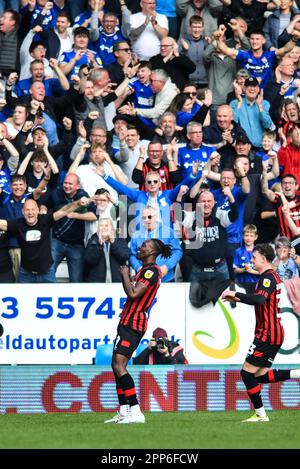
[104,239,171,424]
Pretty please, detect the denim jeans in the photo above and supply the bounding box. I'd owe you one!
[51,237,84,282]
[0,1,19,14]
[189,261,229,282]
[18,265,56,283]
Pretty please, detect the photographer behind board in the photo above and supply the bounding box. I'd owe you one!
[133,328,188,365]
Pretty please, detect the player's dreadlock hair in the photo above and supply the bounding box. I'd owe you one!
[152,239,172,259]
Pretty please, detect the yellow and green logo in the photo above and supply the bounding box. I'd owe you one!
[192,299,239,359]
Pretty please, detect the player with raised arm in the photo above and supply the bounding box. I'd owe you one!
[222,243,300,422]
[105,239,171,424]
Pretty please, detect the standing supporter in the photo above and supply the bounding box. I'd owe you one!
[213,167,250,283]
[233,224,259,293]
[177,0,219,39]
[215,26,297,89]
[226,68,250,105]
[27,0,66,31]
[90,11,125,67]
[17,146,59,204]
[59,26,102,80]
[0,173,49,278]
[41,173,97,282]
[0,196,92,283]
[126,0,168,60]
[0,8,33,78]
[68,143,128,200]
[5,72,79,147]
[277,124,300,185]
[203,104,247,169]
[118,69,178,127]
[261,173,300,252]
[14,117,73,164]
[128,61,155,124]
[276,99,300,146]
[178,121,218,181]
[230,77,275,151]
[178,16,209,88]
[182,188,238,283]
[31,10,73,61]
[99,164,199,234]
[272,235,299,279]
[19,39,53,80]
[106,40,133,85]
[13,58,70,98]
[168,89,212,128]
[83,217,130,282]
[84,187,118,244]
[114,125,150,188]
[263,0,300,50]
[150,36,196,90]
[132,140,180,191]
[130,206,182,282]
[220,0,274,34]
[264,56,299,107]
[73,0,105,28]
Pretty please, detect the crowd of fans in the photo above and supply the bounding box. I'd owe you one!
[0,0,300,286]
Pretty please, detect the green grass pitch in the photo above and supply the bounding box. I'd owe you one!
[0,410,299,449]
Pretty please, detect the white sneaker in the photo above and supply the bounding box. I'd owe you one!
[242,414,269,423]
[117,413,145,424]
[104,412,126,423]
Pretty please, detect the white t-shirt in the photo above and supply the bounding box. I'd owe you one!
[130,12,168,60]
[76,161,124,200]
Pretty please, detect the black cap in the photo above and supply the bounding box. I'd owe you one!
[244,77,259,87]
[235,134,251,145]
[112,114,134,125]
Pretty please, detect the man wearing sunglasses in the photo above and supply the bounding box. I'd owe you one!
[130,206,182,282]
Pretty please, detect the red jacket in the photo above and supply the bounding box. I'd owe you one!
[278,144,300,185]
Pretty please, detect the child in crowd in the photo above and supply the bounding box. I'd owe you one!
[233,224,259,293]
[257,131,280,187]
[272,237,299,280]
[178,16,208,88]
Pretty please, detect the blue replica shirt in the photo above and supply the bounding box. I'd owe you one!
[14,78,64,97]
[0,166,11,195]
[233,245,259,283]
[281,78,297,98]
[213,185,248,245]
[91,28,125,66]
[176,102,201,127]
[236,49,277,89]
[59,49,103,79]
[74,11,92,27]
[129,78,155,109]
[22,3,63,30]
[178,144,216,180]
